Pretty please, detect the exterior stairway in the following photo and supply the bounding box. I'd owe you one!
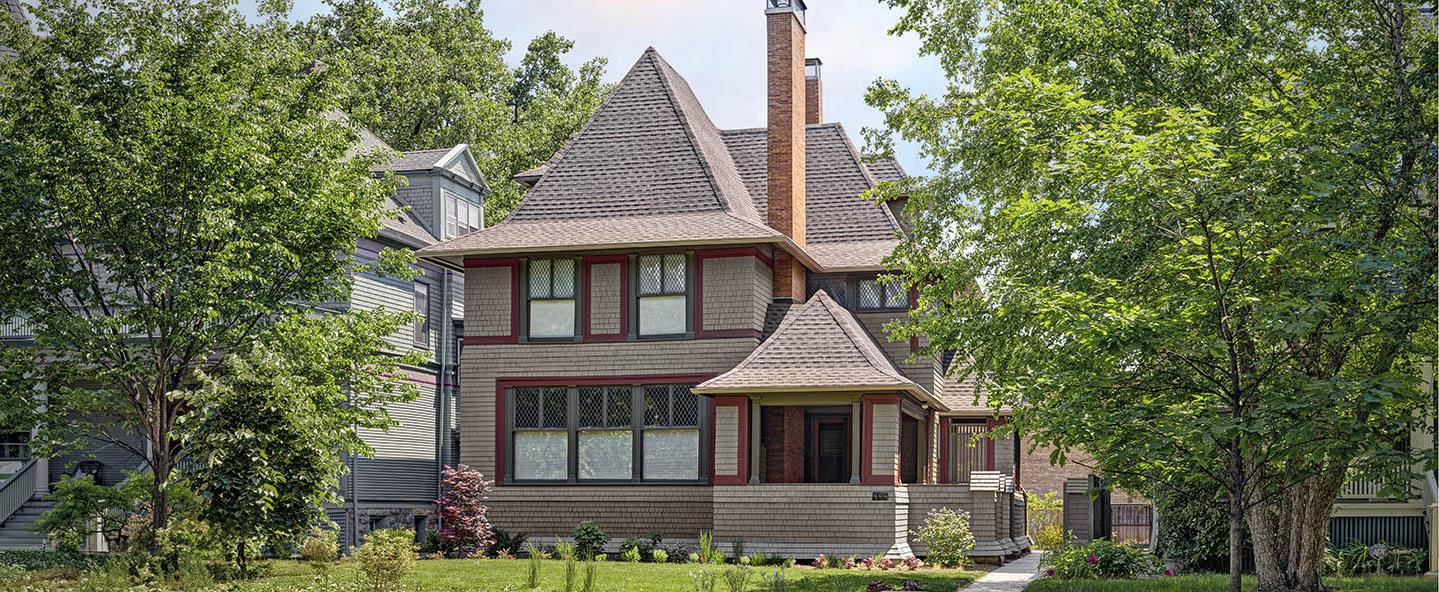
[0,497,50,549]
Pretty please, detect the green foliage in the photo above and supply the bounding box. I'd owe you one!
[489,528,529,558]
[1044,539,1155,579]
[687,553,701,564]
[526,542,543,588]
[748,552,769,567]
[912,509,974,568]
[1325,540,1428,577]
[730,539,744,563]
[697,532,717,564]
[563,553,578,592]
[1033,525,1066,552]
[623,546,644,563]
[1026,492,1063,549]
[722,565,751,592]
[300,0,610,225]
[1153,482,1243,573]
[0,550,103,572]
[572,522,609,560]
[301,528,341,566]
[620,533,663,560]
[652,549,670,564]
[555,542,576,562]
[581,560,598,592]
[760,566,788,592]
[0,0,414,551]
[36,475,138,553]
[868,0,1435,588]
[691,569,718,592]
[355,528,417,592]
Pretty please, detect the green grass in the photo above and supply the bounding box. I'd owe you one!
[1026,575,1435,592]
[239,558,984,592]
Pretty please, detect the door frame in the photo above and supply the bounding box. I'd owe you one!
[808,415,850,483]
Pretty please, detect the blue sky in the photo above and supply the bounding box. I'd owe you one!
[273,0,946,176]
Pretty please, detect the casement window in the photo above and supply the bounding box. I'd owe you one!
[413,282,431,348]
[507,384,705,483]
[445,194,481,238]
[857,277,908,311]
[527,259,577,339]
[636,254,688,336]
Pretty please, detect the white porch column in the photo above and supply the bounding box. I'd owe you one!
[32,384,47,494]
[1426,502,1439,580]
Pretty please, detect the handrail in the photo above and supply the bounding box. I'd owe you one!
[0,459,38,525]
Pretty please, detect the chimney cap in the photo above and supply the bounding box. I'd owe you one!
[766,0,807,25]
[805,58,822,80]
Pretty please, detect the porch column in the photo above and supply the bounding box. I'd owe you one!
[712,396,749,486]
[32,386,47,494]
[1427,502,1439,580]
[749,399,761,484]
[861,394,901,486]
[850,399,862,483]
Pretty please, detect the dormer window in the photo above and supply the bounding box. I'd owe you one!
[445,192,481,238]
[858,278,907,311]
[637,254,688,336]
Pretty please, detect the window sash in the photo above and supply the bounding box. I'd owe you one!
[858,278,908,310]
[527,259,577,338]
[413,283,430,348]
[636,254,689,336]
[507,384,704,484]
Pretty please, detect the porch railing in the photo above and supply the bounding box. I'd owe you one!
[0,459,38,525]
[0,316,33,341]
[1339,472,1416,501]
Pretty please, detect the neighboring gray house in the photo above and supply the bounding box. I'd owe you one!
[0,115,486,549]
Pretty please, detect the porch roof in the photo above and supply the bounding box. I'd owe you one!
[694,290,950,412]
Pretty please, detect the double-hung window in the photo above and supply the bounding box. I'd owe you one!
[637,254,688,336]
[0,432,30,460]
[413,283,431,348]
[857,277,908,311]
[445,193,481,238]
[527,259,577,339]
[507,384,704,483]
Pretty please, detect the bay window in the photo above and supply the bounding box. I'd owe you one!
[506,383,705,483]
[637,254,688,336]
[858,277,907,311]
[527,259,577,339]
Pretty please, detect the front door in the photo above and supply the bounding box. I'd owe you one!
[809,416,849,483]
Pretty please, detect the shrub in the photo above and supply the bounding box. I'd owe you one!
[300,528,340,565]
[1026,491,1063,542]
[652,548,670,563]
[811,554,827,569]
[489,528,528,558]
[912,508,974,568]
[355,528,417,592]
[435,465,495,558]
[1152,480,1242,572]
[555,542,577,561]
[572,522,609,559]
[687,552,701,564]
[622,546,643,562]
[722,565,751,592]
[1033,524,1066,550]
[1326,540,1428,576]
[730,539,744,563]
[1043,539,1153,579]
[37,475,137,553]
[0,550,104,571]
[697,532,717,564]
[748,551,768,566]
[620,533,663,559]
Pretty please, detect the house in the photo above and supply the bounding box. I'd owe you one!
[414,0,1030,561]
[0,102,482,550]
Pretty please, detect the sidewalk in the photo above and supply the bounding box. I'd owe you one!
[963,552,1044,592]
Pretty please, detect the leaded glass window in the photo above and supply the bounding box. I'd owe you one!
[637,254,688,336]
[512,387,569,480]
[528,259,577,338]
[577,386,633,480]
[642,384,700,480]
[858,278,908,311]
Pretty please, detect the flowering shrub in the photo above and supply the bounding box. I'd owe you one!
[842,556,859,570]
[811,554,827,569]
[912,508,974,568]
[862,555,895,571]
[434,465,494,558]
[1043,539,1153,579]
[901,557,924,571]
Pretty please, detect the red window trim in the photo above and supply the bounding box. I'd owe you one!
[581,255,629,342]
[492,374,717,487]
[462,258,520,344]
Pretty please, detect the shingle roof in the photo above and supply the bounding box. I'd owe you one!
[327,112,439,247]
[804,239,901,271]
[696,291,944,410]
[371,148,453,173]
[505,47,760,224]
[863,156,907,182]
[933,354,1010,415]
[417,211,785,256]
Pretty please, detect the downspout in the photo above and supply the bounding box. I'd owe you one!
[434,269,454,532]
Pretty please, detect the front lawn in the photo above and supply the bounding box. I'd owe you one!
[236,558,985,592]
[1026,575,1434,592]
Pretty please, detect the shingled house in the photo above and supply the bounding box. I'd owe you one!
[416,0,1030,560]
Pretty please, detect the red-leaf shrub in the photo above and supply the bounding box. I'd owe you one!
[434,464,494,557]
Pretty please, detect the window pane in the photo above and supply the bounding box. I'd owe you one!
[858,280,882,309]
[514,431,568,480]
[578,387,605,428]
[514,389,541,428]
[663,254,686,292]
[467,202,480,230]
[579,430,632,480]
[529,260,552,298]
[413,283,430,347]
[644,385,670,427]
[541,387,568,428]
[529,299,575,338]
[552,259,575,298]
[884,281,908,308]
[672,386,699,426]
[644,429,699,480]
[639,295,686,335]
[606,387,632,427]
[638,255,662,295]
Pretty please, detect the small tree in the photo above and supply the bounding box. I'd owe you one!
[434,464,494,557]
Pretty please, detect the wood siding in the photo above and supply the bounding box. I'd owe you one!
[465,266,514,338]
[488,486,713,539]
[588,262,622,335]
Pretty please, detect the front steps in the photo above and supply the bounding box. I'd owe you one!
[0,498,51,549]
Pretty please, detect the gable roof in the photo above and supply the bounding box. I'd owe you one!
[695,290,946,410]
[933,354,1011,416]
[863,156,907,182]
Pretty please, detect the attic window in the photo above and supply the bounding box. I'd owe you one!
[445,193,481,238]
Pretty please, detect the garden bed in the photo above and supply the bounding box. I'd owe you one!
[1026,575,1435,592]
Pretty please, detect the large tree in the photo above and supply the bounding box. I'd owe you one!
[301,0,610,223]
[866,1,1435,591]
[0,0,416,543]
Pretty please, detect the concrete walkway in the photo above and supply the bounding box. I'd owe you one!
[962,552,1044,592]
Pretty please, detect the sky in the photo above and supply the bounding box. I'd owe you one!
[275,0,947,176]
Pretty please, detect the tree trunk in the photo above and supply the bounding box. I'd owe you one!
[1229,490,1245,592]
[1246,466,1348,592]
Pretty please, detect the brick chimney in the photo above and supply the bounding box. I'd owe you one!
[766,0,807,300]
[805,58,822,124]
